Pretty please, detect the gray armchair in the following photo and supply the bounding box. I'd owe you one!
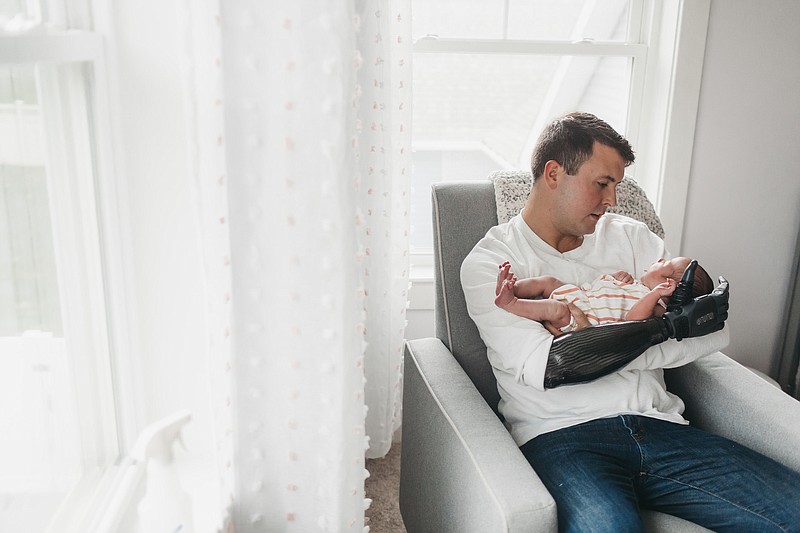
[399,180,800,533]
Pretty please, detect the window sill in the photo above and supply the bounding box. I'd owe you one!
[43,439,224,533]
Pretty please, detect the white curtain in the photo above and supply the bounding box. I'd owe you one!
[176,1,235,531]
[181,0,411,530]
[356,0,412,460]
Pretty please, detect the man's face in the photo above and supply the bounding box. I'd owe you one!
[552,142,625,238]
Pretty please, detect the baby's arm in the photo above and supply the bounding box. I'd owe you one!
[495,277,572,327]
[626,279,676,321]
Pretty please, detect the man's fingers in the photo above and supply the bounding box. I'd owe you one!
[567,303,590,328]
[543,321,563,336]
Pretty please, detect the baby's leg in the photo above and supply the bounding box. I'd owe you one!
[496,263,564,299]
[496,279,571,326]
[513,275,564,299]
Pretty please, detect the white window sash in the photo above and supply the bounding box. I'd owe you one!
[1,27,141,532]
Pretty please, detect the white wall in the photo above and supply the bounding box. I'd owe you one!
[682,0,800,375]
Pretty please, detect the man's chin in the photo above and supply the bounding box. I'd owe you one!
[584,215,602,234]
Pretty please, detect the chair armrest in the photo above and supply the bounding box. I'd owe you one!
[399,338,556,533]
[665,351,800,472]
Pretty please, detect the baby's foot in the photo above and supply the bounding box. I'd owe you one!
[495,278,517,309]
[496,262,513,296]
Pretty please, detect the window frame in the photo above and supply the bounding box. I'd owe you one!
[0,19,142,533]
[408,0,711,311]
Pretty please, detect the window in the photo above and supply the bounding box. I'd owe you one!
[411,0,642,252]
[0,3,132,531]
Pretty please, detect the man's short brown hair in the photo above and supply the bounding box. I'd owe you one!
[531,112,635,180]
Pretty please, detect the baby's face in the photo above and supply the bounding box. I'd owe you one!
[641,257,692,289]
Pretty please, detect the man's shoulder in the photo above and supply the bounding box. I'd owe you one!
[597,212,656,241]
[595,213,667,266]
[469,218,519,252]
[600,212,651,231]
[461,219,523,278]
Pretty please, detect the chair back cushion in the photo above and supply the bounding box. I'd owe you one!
[432,181,502,413]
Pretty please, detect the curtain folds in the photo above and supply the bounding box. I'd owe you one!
[176,1,235,530]
[356,0,412,460]
[183,0,411,530]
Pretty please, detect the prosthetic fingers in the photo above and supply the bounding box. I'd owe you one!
[543,265,730,389]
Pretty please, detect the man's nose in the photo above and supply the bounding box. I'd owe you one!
[603,186,617,207]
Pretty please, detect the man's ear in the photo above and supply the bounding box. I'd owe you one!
[542,160,562,190]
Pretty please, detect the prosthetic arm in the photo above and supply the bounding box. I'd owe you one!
[543,264,729,389]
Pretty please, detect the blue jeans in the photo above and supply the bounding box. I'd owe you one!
[520,415,800,533]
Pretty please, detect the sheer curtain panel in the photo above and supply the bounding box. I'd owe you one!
[218,0,410,531]
[176,1,236,531]
[356,0,412,460]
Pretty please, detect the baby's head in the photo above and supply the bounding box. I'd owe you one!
[641,257,713,298]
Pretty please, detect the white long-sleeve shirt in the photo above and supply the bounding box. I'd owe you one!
[461,213,729,446]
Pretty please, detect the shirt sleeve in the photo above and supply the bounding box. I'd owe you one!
[622,328,730,371]
[460,238,554,392]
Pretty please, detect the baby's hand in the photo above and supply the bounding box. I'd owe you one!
[611,271,634,284]
[654,278,677,296]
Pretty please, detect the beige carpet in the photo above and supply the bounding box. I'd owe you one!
[365,442,407,532]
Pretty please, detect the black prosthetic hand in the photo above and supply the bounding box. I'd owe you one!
[544,319,669,388]
[543,276,730,388]
[662,276,730,341]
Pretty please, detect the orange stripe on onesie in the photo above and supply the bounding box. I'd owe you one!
[551,274,650,327]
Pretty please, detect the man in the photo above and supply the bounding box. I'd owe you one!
[461,112,800,532]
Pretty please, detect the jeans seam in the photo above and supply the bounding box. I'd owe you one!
[620,416,646,477]
[646,472,789,532]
